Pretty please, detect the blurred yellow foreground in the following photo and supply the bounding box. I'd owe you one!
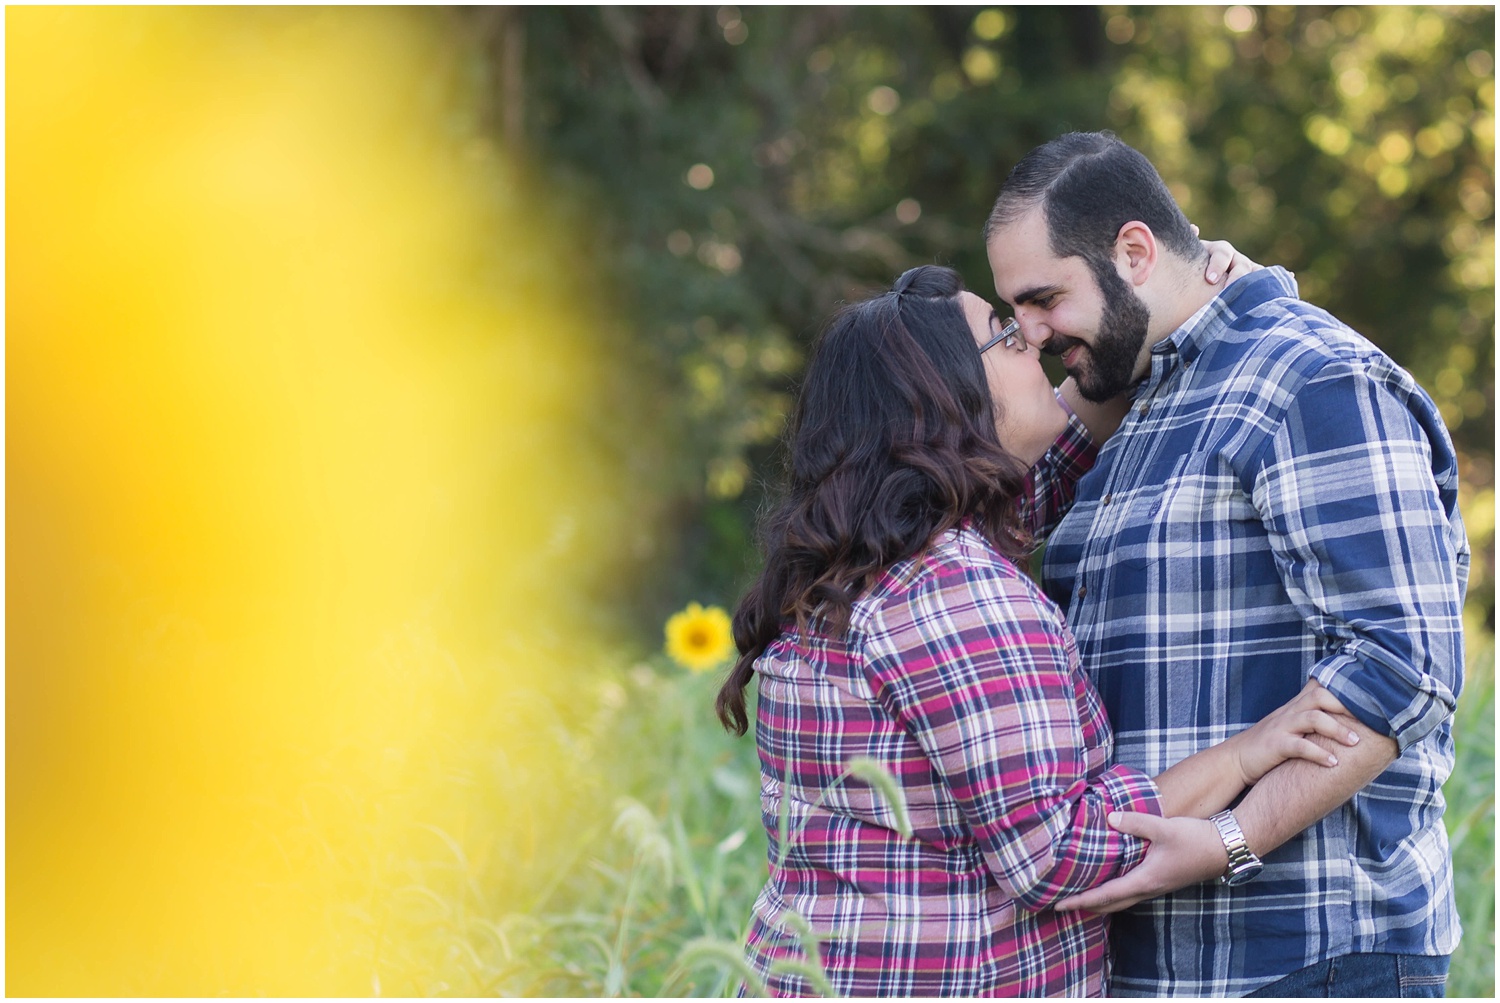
[9,8,650,994]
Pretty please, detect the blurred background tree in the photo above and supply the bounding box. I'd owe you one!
[448,4,1493,634]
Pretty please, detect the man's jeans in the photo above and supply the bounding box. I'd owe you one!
[1246,952,1450,998]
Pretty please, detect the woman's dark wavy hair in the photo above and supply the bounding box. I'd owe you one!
[715,265,1035,735]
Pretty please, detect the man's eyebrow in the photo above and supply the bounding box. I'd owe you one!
[1011,284,1058,306]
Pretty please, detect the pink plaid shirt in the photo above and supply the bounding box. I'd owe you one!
[743,517,1164,996]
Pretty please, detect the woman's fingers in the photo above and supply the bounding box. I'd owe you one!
[1280,680,1352,720]
[1309,687,1350,713]
[1202,239,1236,284]
[1300,710,1361,746]
[1282,735,1341,768]
[1274,713,1361,769]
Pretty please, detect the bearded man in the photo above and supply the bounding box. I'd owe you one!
[984,131,1468,998]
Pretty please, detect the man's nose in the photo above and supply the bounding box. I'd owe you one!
[1015,308,1050,348]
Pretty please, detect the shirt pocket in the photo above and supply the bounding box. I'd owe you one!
[1118,482,1199,570]
[1119,470,1264,572]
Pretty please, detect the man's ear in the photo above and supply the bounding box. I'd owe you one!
[1115,220,1157,287]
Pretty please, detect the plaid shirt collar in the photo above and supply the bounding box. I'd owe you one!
[1136,266,1301,401]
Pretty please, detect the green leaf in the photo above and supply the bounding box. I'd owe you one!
[677,937,768,998]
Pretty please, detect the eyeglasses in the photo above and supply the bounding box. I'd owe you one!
[979,316,1024,355]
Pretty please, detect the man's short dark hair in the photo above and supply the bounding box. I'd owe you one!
[985,131,1202,269]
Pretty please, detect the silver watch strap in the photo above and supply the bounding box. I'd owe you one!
[1211,809,1255,868]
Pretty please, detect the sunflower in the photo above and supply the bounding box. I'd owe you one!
[664,602,735,673]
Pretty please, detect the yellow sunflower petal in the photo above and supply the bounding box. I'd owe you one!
[664,602,735,672]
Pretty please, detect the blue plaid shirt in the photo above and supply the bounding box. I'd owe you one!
[1040,268,1469,997]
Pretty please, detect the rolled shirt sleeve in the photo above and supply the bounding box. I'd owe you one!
[864,554,1163,911]
[1251,359,1467,751]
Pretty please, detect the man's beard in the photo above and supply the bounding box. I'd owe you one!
[1051,264,1151,403]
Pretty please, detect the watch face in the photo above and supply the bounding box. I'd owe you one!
[1223,862,1264,886]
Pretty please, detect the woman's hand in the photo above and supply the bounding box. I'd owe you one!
[1226,679,1361,787]
[1053,813,1226,913]
[1193,225,1266,285]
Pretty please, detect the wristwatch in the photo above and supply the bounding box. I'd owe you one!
[1209,809,1264,886]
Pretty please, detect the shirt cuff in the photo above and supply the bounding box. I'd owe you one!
[1310,645,1459,753]
[1092,764,1166,869]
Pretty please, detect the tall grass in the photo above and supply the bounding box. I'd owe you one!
[384,638,1488,995]
[1447,637,1495,998]
[290,638,1491,997]
[477,663,768,997]
[477,646,1496,997]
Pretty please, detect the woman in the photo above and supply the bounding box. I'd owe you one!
[714,265,1356,997]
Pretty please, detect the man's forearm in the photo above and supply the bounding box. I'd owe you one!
[1234,713,1397,856]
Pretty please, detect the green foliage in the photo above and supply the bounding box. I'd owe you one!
[469,664,929,999]
[446,6,1493,637]
[475,665,769,997]
[1100,5,1495,568]
[1449,638,1496,997]
[311,640,1491,997]
[678,938,768,998]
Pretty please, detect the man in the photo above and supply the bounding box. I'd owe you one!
[985,131,1468,997]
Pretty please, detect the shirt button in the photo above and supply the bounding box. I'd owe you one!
[1078,585,1088,598]
[1139,403,1151,416]
[1102,493,1113,505]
